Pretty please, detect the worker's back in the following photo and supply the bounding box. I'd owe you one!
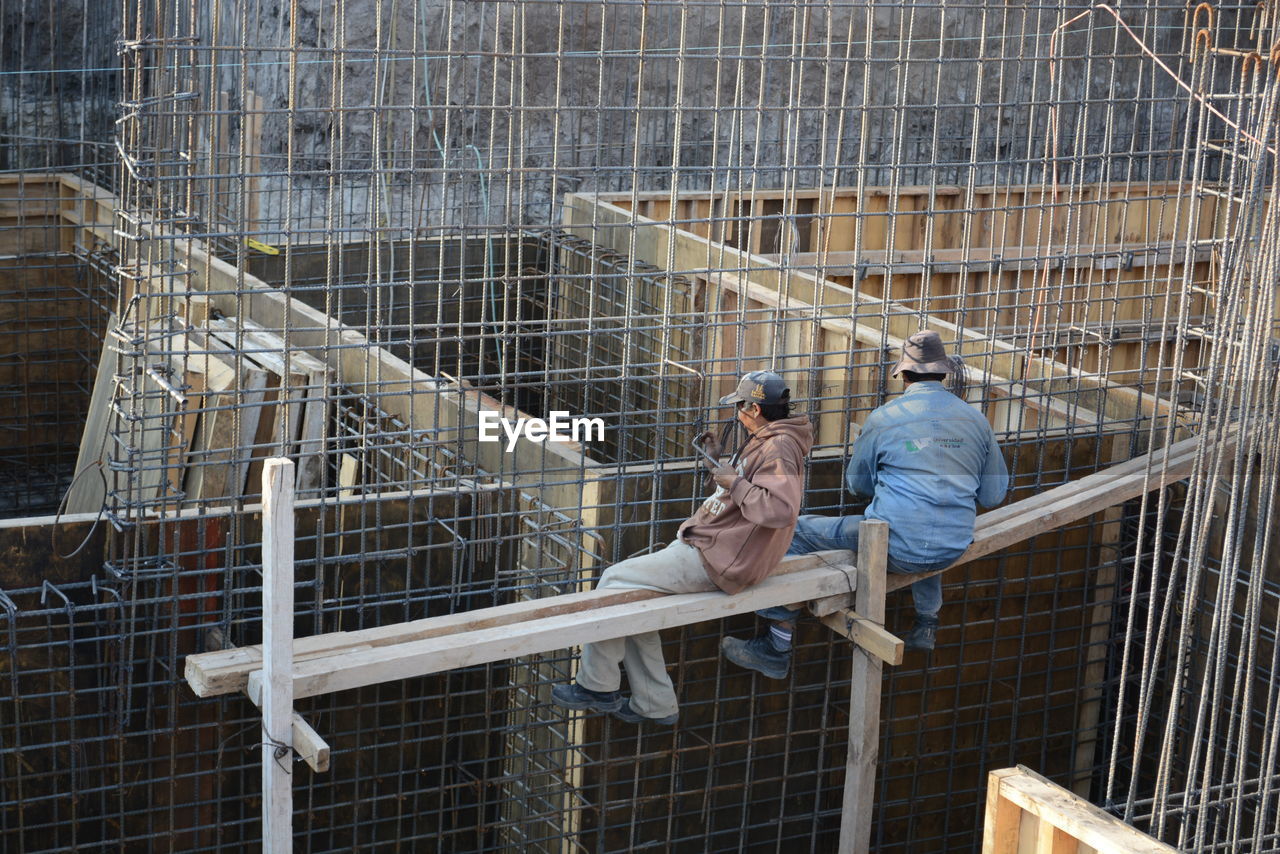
[846,381,1008,566]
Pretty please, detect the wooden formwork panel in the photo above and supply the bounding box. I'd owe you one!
[566,194,1144,449]
[0,256,102,453]
[582,184,1216,403]
[50,175,610,539]
[545,232,702,465]
[599,183,1221,253]
[564,190,1186,440]
[495,490,598,853]
[983,766,1175,854]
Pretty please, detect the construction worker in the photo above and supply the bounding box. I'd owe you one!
[551,370,813,725]
[721,330,1009,678]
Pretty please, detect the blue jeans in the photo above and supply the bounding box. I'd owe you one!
[763,514,952,620]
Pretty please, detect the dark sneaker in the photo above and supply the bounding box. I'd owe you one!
[551,681,624,713]
[612,698,678,726]
[721,634,790,680]
[903,616,939,652]
[756,604,803,622]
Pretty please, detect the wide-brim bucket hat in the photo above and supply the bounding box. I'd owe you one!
[890,330,954,377]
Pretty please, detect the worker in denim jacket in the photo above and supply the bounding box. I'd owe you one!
[722,330,1010,678]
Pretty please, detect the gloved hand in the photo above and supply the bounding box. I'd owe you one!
[696,431,723,470]
[711,464,738,490]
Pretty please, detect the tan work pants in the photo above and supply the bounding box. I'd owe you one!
[576,539,716,718]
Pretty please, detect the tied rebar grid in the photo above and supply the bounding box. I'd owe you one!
[1093,4,1280,852]
[0,0,118,517]
[0,0,1274,852]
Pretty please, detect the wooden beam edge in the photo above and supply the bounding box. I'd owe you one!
[245,673,331,773]
[820,609,904,665]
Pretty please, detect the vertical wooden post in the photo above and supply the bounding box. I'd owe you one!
[262,457,295,852]
[1072,433,1129,797]
[981,769,1022,854]
[243,91,264,235]
[839,519,888,852]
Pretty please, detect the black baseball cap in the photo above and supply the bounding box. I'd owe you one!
[718,370,790,406]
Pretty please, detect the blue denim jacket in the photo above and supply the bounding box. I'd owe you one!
[846,382,1009,565]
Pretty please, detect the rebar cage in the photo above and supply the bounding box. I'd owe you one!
[1,0,1278,852]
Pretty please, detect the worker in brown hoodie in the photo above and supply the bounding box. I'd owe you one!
[551,370,813,725]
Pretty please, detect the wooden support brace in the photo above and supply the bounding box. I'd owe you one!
[245,673,331,774]
[287,712,330,775]
[982,768,1023,854]
[819,610,903,666]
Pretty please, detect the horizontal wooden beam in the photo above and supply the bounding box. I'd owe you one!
[564,192,1183,425]
[185,549,853,697]
[765,242,1213,276]
[587,182,1200,204]
[188,429,1232,700]
[279,561,859,700]
[666,244,1109,431]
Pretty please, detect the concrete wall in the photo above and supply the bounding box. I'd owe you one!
[170,0,1195,238]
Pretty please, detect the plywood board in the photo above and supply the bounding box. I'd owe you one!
[178,330,269,504]
[564,192,1183,426]
[65,315,120,514]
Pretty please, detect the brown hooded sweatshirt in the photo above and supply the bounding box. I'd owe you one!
[678,415,814,594]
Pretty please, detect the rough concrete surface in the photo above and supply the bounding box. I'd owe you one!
[167,0,1193,239]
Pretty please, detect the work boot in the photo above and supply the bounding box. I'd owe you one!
[721,634,791,680]
[550,681,624,713]
[756,604,803,622]
[612,697,679,727]
[903,615,939,652]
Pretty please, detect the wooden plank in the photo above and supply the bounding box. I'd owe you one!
[1073,435,1128,797]
[165,367,204,498]
[995,766,1176,854]
[225,319,332,491]
[288,711,329,774]
[839,519,889,854]
[185,549,852,697]
[244,91,264,233]
[111,328,191,509]
[204,559,861,701]
[180,330,269,504]
[1037,817,1079,854]
[1018,811,1042,854]
[293,370,329,492]
[188,425,1210,696]
[65,317,119,514]
[206,317,325,491]
[260,458,294,852]
[819,608,903,666]
[563,192,1183,423]
[243,679,331,774]
[982,768,1023,854]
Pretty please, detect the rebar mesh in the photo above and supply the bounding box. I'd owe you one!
[0,0,1277,852]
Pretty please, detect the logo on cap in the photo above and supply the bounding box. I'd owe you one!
[749,385,766,400]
